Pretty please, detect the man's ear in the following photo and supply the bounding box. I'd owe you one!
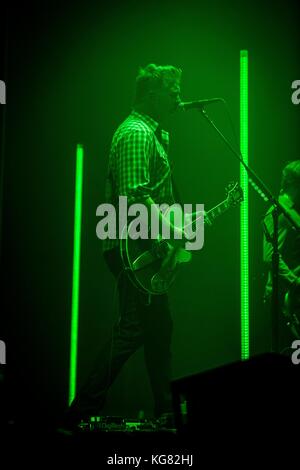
[148,90,158,106]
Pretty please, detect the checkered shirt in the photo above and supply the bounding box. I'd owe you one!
[102,110,174,252]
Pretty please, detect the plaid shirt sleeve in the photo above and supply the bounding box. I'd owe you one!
[116,127,152,204]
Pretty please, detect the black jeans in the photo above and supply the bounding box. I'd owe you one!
[263,294,294,354]
[67,247,173,422]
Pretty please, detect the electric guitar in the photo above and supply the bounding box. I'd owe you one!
[283,265,300,339]
[120,182,243,295]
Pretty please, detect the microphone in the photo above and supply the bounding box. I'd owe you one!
[177,98,223,111]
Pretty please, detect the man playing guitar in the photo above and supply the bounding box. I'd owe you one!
[64,64,185,427]
[263,160,300,346]
[62,63,242,429]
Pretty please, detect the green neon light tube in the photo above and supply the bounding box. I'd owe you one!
[240,50,249,360]
[69,144,84,404]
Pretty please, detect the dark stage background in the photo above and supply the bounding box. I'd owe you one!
[0,0,299,424]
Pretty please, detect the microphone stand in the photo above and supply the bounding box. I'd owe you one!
[198,107,299,353]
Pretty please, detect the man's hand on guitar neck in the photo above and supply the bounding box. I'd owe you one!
[185,210,212,228]
[143,196,187,248]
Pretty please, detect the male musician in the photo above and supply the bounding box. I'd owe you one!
[63,64,184,427]
[263,160,300,348]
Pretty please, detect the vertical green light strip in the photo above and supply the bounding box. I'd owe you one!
[69,144,84,404]
[240,50,249,360]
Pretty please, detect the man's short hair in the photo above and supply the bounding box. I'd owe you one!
[135,63,182,103]
[281,160,300,192]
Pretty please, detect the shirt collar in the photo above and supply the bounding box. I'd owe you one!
[131,110,160,133]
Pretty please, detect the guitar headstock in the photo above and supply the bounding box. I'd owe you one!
[225,181,244,207]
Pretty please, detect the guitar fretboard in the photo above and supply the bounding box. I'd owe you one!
[183,185,242,232]
[206,199,229,225]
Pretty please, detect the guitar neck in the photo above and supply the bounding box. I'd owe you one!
[205,199,231,225]
[190,199,231,227]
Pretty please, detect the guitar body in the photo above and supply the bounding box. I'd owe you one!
[283,265,300,339]
[120,231,191,295]
[120,182,243,295]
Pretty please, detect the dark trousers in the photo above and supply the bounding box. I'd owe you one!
[263,294,294,354]
[67,248,173,422]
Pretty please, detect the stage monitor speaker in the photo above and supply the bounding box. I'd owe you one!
[171,353,300,437]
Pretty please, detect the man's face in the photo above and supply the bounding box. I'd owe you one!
[152,82,181,120]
